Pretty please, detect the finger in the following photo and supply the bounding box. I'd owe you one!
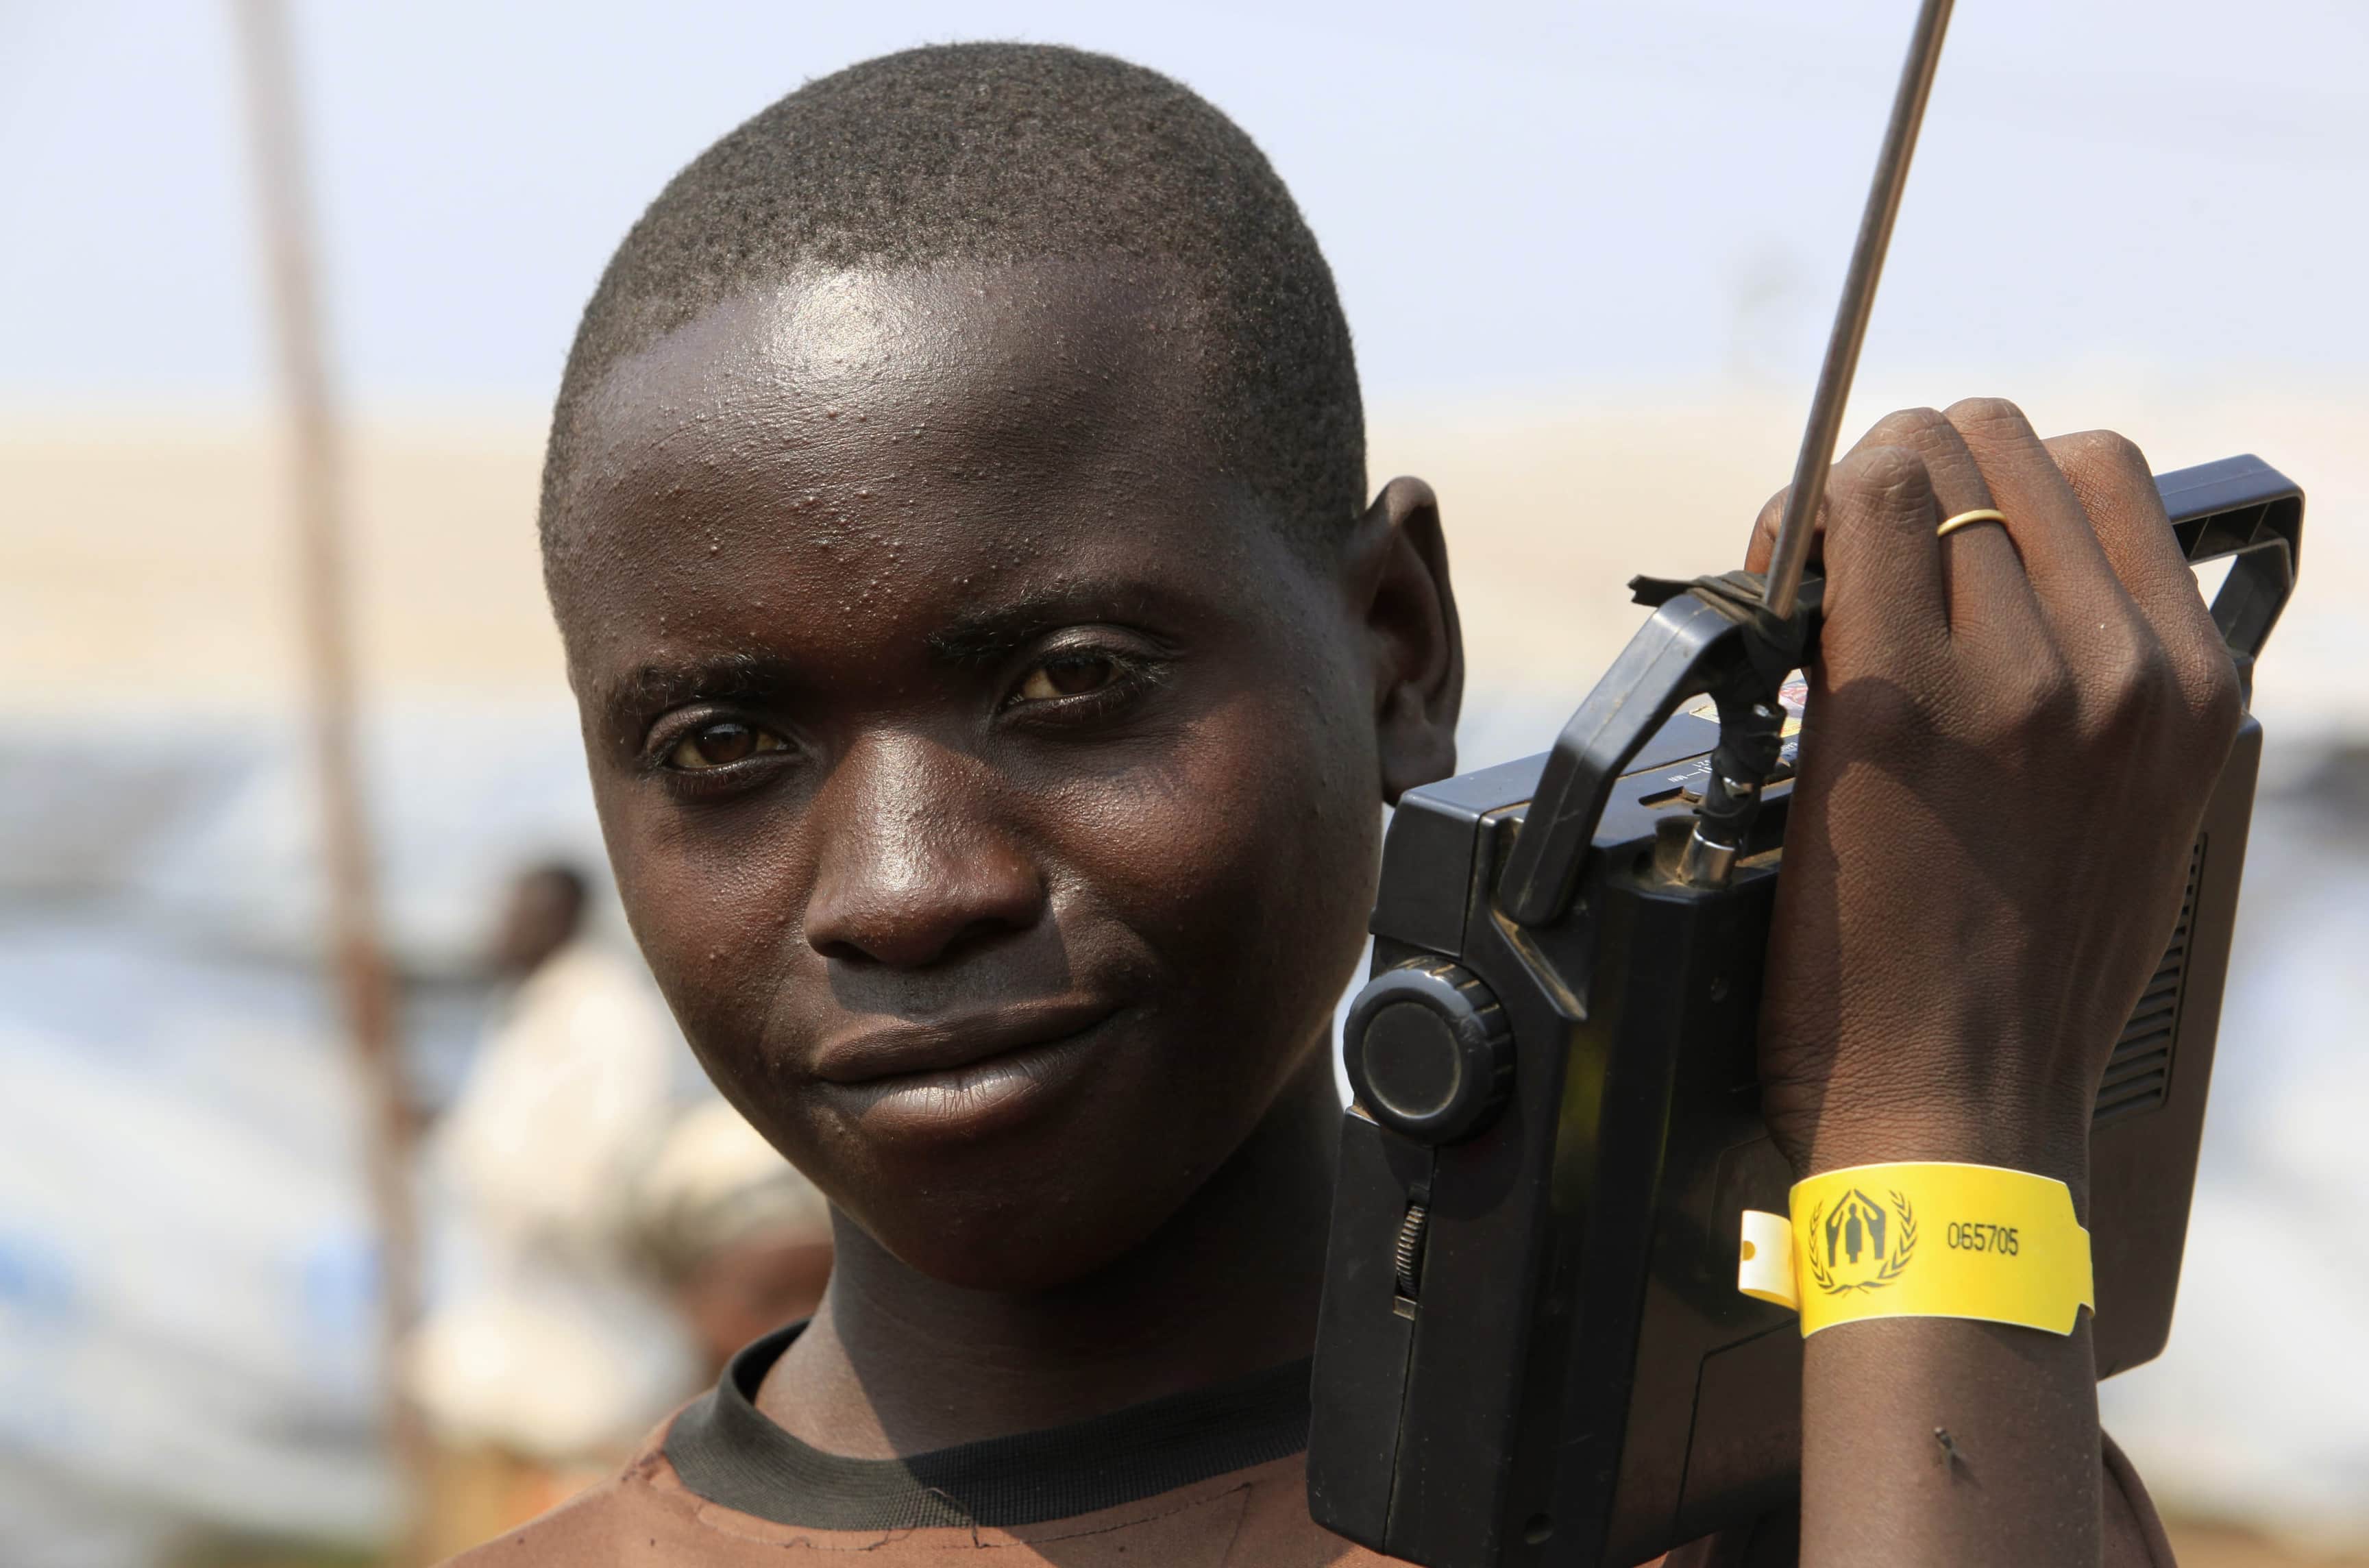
[1945,397,2147,657]
[2045,430,2242,720]
[1856,407,2043,646]
[1744,485,1804,575]
[1815,444,1948,676]
[1744,405,1978,577]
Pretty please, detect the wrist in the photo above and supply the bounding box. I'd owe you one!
[1794,1111,2089,1211]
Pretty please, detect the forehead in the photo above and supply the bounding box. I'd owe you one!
[551,259,1216,561]
[548,259,1319,707]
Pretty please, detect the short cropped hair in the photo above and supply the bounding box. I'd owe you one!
[540,42,1364,559]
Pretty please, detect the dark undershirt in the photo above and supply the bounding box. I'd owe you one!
[664,1323,1316,1531]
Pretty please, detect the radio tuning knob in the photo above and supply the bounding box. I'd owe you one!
[1345,958,1515,1145]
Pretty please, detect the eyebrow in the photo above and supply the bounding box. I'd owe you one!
[925,579,1176,667]
[596,650,794,741]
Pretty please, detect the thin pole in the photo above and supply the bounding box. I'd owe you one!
[228,1,429,1555]
[1760,0,1955,620]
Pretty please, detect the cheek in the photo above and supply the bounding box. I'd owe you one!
[591,777,802,1058]
[1059,670,1382,1055]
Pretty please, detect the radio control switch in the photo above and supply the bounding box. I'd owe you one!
[1345,959,1515,1145]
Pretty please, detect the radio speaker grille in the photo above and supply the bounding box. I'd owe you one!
[2094,836,2205,1125]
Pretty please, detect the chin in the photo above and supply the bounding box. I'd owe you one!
[820,1079,1247,1293]
[854,1175,1196,1294]
[710,1009,1323,1295]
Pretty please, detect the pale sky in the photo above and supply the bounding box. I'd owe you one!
[2,0,2363,408]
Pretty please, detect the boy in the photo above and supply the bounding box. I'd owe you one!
[464,42,2229,1565]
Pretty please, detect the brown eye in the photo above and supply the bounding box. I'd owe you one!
[1016,654,1119,702]
[665,720,785,770]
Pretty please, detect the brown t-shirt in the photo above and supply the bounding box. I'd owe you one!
[447,1326,2173,1567]
[445,1326,1385,1567]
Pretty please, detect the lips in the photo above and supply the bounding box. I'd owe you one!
[811,995,1122,1086]
[805,995,1128,1143]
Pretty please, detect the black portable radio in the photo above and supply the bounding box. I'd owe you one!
[1303,454,2302,1567]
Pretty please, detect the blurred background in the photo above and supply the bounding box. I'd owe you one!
[1,1,2364,1564]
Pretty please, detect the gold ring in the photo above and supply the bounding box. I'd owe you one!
[1937,508,2008,539]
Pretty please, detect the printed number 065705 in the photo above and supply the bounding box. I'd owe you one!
[1945,1222,2020,1255]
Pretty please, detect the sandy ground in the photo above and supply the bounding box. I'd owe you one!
[3,378,2362,734]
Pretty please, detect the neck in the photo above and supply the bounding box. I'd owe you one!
[755,1051,1342,1458]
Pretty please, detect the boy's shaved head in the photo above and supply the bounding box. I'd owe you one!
[543,42,1362,550]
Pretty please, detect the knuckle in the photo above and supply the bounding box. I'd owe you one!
[2030,659,2082,733]
[2185,644,2244,738]
[2050,427,2150,485]
[1756,486,1789,538]
[1834,442,1930,506]
[2094,638,2172,734]
[1944,395,2033,439]
[2012,654,2081,736]
[1866,406,1952,448]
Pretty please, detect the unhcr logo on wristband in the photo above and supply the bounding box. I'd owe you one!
[1804,1187,1918,1295]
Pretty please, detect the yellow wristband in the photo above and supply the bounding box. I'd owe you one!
[1736,1162,2094,1337]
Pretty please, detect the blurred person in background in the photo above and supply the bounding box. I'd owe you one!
[408,863,695,1552]
[410,863,834,1556]
[634,1099,836,1380]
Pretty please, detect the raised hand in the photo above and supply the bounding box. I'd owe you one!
[1747,399,2239,1195]
[1746,398,2238,1567]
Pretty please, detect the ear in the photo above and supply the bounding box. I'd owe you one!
[1344,475,1464,803]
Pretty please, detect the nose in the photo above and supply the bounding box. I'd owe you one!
[802,733,1046,969]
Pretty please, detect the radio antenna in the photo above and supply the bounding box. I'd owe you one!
[1760,0,1955,621]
